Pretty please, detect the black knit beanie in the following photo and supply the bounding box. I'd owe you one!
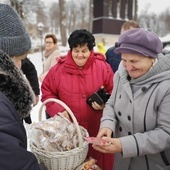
[0,4,31,57]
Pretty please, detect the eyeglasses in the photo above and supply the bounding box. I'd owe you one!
[45,41,54,44]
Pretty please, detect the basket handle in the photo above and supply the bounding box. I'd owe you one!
[39,98,83,148]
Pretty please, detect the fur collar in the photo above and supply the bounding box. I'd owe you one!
[0,51,35,119]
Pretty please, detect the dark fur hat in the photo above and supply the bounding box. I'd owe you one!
[0,50,34,118]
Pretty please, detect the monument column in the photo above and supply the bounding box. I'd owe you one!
[92,0,136,45]
[93,0,136,35]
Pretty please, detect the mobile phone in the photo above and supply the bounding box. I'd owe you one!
[86,92,104,106]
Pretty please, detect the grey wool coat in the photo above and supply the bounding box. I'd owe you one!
[101,53,170,170]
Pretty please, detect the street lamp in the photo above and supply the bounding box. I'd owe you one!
[37,22,44,62]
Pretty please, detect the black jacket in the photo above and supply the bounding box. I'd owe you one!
[105,46,121,73]
[21,57,40,96]
[21,57,40,124]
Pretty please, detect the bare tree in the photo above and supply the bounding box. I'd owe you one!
[133,0,138,21]
[161,9,170,36]
[10,0,24,18]
[88,0,93,32]
[67,1,77,33]
[138,6,170,37]
[58,0,67,46]
[80,3,86,28]
[49,2,60,34]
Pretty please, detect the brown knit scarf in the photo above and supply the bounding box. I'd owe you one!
[44,44,59,58]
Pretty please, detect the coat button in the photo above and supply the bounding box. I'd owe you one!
[118,111,121,116]
[0,50,3,55]
[141,87,147,92]
[128,132,132,135]
[127,115,131,121]
[82,95,86,98]
[119,127,122,132]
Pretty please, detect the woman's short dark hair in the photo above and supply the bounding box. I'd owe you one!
[45,34,57,44]
[68,29,95,51]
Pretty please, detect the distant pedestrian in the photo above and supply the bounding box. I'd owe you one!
[21,57,40,124]
[39,34,61,82]
[97,42,107,54]
[22,57,40,106]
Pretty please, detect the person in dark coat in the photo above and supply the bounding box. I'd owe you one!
[105,46,121,73]
[21,57,40,124]
[105,20,140,73]
[21,57,40,105]
[0,4,46,170]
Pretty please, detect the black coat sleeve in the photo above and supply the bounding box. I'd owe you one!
[0,93,45,170]
[21,58,40,95]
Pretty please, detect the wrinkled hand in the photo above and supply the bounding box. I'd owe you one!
[97,127,113,138]
[62,110,71,121]
[92,137,122,154]
[92,101,105,110]
[33,95,39,107]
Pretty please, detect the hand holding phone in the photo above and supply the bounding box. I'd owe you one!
[86,87,110,108]
[86,92,104,106]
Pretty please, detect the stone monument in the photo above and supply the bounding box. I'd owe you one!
[93,0,137,46]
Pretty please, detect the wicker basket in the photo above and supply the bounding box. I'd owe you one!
[30,98,89,170]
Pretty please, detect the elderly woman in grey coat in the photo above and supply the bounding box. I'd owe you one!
[93,28,170,170]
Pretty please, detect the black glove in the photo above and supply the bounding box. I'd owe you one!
[24,115,32,124]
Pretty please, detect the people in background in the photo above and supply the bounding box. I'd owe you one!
[41,29,114,170]
[21,57,40,124]
[93,28,170,170]
[0,4,46,170]
[97,41,107,55]
[39,34,61,82]
[106,20,140,72]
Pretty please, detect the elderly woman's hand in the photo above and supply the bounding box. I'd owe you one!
[97,127,113,138]
[61,110,71,121]
[92,137,122,154]
[91,101,105,110]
